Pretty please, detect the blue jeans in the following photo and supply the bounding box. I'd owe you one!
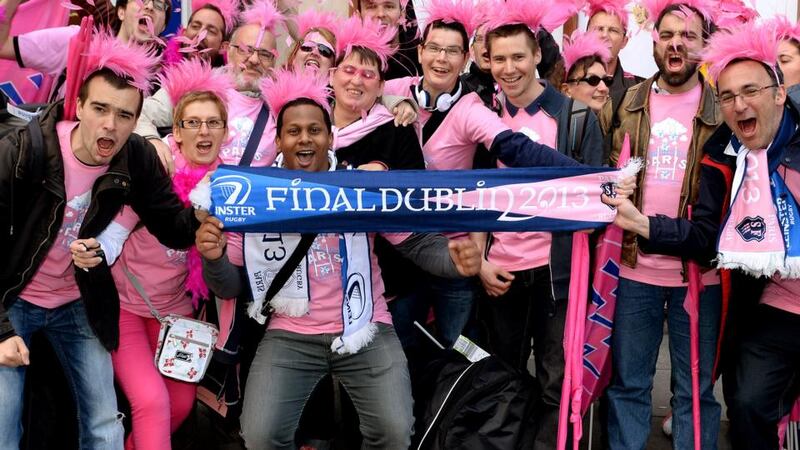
[389,274,476,349]
[606,278,722,450]
[0,299,124,450]
[240,323,413,450]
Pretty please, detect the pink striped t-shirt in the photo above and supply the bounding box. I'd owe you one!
[620,84,719,287]
[20,121,108,308]
[488,101,558,271]
[761,166,800,314]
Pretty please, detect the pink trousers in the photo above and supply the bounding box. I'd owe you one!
[112,309,197,450]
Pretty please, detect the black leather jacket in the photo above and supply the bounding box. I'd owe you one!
[0,102,198,350]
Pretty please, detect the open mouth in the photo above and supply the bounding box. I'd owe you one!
[667,54,684,72]
[196,141,213,154]
[295,149,317,166]
[97,138,115,157]
[431,67,450,76]
[345,88,363,98]
[304,58,321,69]
[501,75,522,86]
[737,118,757,136]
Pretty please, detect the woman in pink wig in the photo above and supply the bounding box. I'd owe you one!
[93,58,232,450]
[286,9,340,75]
[561,30,613,113]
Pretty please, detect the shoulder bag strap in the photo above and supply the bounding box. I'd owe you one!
[238,104,269,167]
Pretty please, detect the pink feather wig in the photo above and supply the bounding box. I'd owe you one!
[639,0,714,28]
[294,8,342,39]
[483,0,580,35]
[335,16,397,70]
[191,0,240,34]
[240,0,285,32]
[158,58,234,107]
[702,21,779,83]
[82,30,159,94]
[422,0,485,40]
[261,68,331,117]
[563,30,612,76]
[714,0,758,30]
[584,0,630,30]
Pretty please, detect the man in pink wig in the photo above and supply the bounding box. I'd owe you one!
[605,20,800,450]
[0,0,171,102]
[476,1,603,448]
[598,0,724,447]
[136,0,284,172]
[0,32,199,449]
[584,0,643,119]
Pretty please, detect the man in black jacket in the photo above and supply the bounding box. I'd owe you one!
[0,68,197,448]
[604,33,800,450]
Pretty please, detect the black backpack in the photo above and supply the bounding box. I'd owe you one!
[413,350,542,450]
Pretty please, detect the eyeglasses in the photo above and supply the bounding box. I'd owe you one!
[230,44,276,64]
[336,64,379,81]
[422,43,465,58]
[144,0,171,12]
[300,42,335,59]
[179,119,226,129]
[567,75,614,87]
[717,85,778,108]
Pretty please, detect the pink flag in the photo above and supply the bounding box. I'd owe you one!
[63,15,93,121]
[685,205,704,450]
[580,134,632,414]
[0,0,69,105]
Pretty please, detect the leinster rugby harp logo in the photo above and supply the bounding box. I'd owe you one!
[214,175,256,218]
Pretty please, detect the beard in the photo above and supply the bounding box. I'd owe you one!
[654,50,699,87]
[234,71,263,93]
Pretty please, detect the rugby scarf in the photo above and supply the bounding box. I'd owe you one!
[245,150,378,354]
[717,112,800,278]
[332,103,395,150]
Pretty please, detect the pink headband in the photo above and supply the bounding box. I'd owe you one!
[714,0,758,30]
[335,16,397,70]
[640,0,714,28]
[422,0,485,39]
[261,67,331,117]
[703,21,779,83]
[159,58,233,107]
[83,30,159,94]
[294,9,342,39]
[484,0,580,35]
[585,0,629,30]
[563,30,612,75]
[240,0,285,33]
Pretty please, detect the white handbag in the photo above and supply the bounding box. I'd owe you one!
[125,268,219,383]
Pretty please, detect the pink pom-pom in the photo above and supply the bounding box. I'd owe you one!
[484,0,580,35]
[83,30,159,94]
[294,8,342,40]
[158,58,234,107]
[422,0,485,39]
[240,0,285,32]
[563,30,612,75]
[261,68,331,118]
[191,0,239,34]
[335,16,397,70]
[584,0,630,30]
[703,21,779,83]
[639,0,714,28]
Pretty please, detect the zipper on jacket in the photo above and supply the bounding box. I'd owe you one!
[3,199,64,304]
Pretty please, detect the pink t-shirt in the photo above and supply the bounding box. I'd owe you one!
[221,90,277,166]
[761,166,800,314]
[384,77,508,170]
[17,26,79,100]
[488,101,558,271]
[20,121,108,308]
[111,213,193,317]
[620,84,719,287]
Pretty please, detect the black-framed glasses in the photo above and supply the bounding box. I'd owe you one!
[421,43,465,58]
[567,74,614,87]
[717,84,778,108]
[145,0,170,12]
[300,41,335,59]
[179,119,226,129]
[230,44,276,64]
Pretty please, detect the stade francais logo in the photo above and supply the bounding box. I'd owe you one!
[214,175,256,217]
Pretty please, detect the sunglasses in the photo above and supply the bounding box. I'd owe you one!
[300,42,335,59]
[567,75,614,87]
[336,64,379,81]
